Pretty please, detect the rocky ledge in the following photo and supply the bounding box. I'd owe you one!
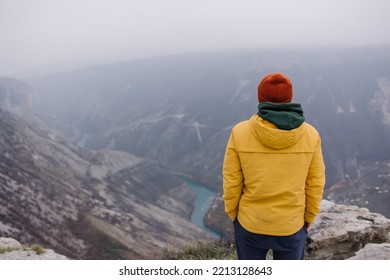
[307,200,390,259]
[0,237,67,260]
[348,243,390,260]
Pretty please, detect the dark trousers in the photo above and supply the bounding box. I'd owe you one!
[233,218,307,260]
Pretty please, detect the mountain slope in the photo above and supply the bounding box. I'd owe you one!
[0,81,211,259]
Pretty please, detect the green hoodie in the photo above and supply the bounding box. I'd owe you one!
[257,102,305,130]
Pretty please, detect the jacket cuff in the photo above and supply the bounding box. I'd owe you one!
[304,213,316,224]
[227,211,237,222]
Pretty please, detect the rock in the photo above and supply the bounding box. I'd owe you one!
[348,243,390,260]
[0,248,68,260]
[0,237,68,260]
[306,200,390,259]
[0,237,22,250]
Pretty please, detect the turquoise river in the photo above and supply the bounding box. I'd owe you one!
[186,181,219,239]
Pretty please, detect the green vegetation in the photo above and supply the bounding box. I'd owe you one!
[26,244,45,255]
[0,243,44,255]
[0,248,8,254]
[163,239,274,260]
[163,240,237,260]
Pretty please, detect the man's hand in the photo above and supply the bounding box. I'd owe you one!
[305,222,312,232]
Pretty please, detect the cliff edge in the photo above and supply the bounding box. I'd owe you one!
[0,237,67,260]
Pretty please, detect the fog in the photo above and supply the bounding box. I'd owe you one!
[1,0,390,75]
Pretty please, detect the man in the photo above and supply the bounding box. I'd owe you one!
[222,72,325,260]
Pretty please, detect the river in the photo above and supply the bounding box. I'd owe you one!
[77,135,218,238]
[186,181,219,239]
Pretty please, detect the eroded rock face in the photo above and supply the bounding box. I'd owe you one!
[306,200,390,259]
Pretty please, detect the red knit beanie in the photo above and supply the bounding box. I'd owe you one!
[257,72,293,103]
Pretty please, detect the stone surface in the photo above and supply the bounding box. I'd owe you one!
[0,237,22,250]
[306,200,390,259]
[348,243,390,260]
[0,237,67,260]
[0,248,68,260]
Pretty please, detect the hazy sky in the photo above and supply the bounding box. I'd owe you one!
[1,0,390,75]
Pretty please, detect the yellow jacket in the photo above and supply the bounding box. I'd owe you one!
[223,114,325,236]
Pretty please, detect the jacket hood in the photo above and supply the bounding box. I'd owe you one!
[257,102,305,130]
[249,114,305,150]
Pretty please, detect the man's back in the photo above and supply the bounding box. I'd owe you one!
[222,72,326,260]
[223,114,325,235]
